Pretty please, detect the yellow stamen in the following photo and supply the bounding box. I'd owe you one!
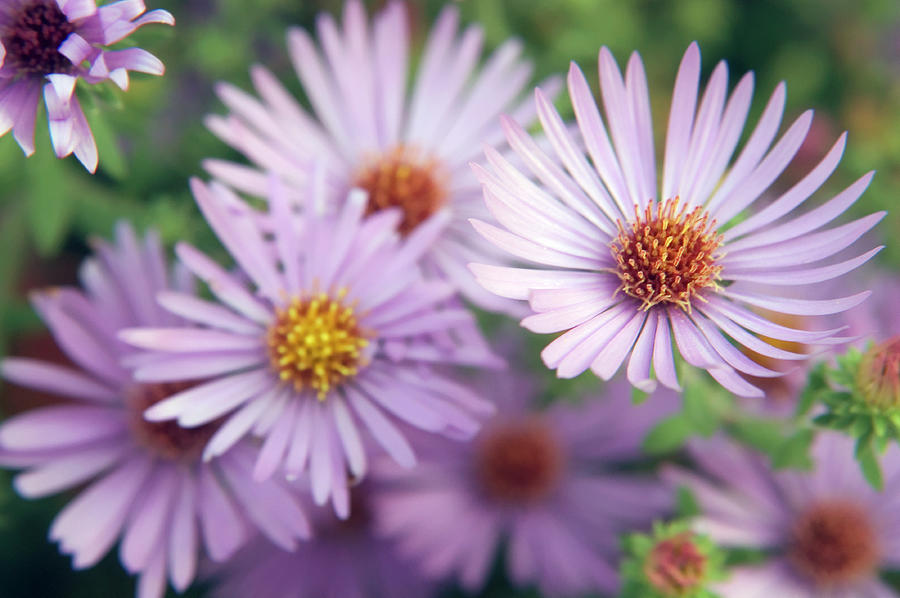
[266,289,369,400]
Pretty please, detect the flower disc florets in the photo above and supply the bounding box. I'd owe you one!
[2,1,75,75]
[857,337,900,409]
[355,145,447,236]
[475,418,563,504]
[127,382,218,461]
[611,197,723,312]
[789,500,880,585]
[644,532,708,596]
[267,290,370,399]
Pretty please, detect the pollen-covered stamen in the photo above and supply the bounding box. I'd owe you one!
[266,291,369,400]
[2,1,76,76]
[475,418,564,503]
[611,197,723,311]
[127,382,218,461]
[355,145,447,236]
[790,500,880,585]
[644,532,707,596]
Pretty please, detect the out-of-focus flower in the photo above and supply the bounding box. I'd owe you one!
[470,41,883,397]
[372,375,674,597]
[620,521,726,598]
[0,223,310,598]
[204,0,558,313]
[211,481,433,598]
[121,178,496,518]
[0,0,174,172]
[665,433,900,598]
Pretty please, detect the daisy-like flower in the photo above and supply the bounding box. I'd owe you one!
[665,433,900,598]
[469,41,884,397]
[204,0,557,313]
[211,482,433,598]
[120,177,497,518]
[372,375,675,596]
[0,223,310,598]
[0,0,174,172]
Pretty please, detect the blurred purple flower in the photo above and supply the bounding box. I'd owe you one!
[211,481,433,598]
[372,376,675,597]
[665,433,900,597]
[0,223,310,598]
[469,41,883,397]
[121,177,497,518]
[0,0,173,172]
[204,0,558,313]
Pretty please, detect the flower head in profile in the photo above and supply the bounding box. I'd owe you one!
[211,481,433,598]
[121,177,497,518]
[372,374,675,597]
[0,223,310,598]
[665,433,900,598]
[470,42,883,397]
[0,0,174,171]
[204,0,557,313]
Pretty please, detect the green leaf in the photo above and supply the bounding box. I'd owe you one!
[24,133,73,256]
[631,386,650,405]
[855,440,884,491]
[87,108,128,181]
[643,414,693,455]
[729,417,785,453]
[771,429,815,470]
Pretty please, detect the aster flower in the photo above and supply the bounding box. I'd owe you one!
[665,433,900,598]
[0,0,174,172]
[0,223,310,598]
[469,41,884,397]
[372,375,675,596]
[204,0,558,313]
[120,177,497,518]
[211,481,433,598]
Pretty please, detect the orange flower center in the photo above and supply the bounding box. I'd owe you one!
[354,146,447,236]
[611,197,723,311]
[790,500,880,586]
[475,418,563,504]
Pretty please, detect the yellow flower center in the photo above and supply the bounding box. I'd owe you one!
[266,291,369,399]
[354,145,447,236]
[611,197,723,311]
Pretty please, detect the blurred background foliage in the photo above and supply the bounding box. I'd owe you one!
[1,0,900,596]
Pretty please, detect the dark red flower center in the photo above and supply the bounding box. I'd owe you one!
[475,418,563,504]
[355,146,447,236]
[790,500,880,586]
[2,1,76,76]
[611,197,723,311]
[127,382,219,461]
[644,532,707,596]
[858,336,900,408]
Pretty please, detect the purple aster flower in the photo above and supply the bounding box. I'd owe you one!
[204,0,558,313]
[211,481,433,598]
[0,0,173,172]
[469,41,884,397]
[120,177,497,518]
[664,433,900,597]
[0,223,310,598]
[371,375,675,597]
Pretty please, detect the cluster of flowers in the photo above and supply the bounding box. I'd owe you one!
[1,1,899,598]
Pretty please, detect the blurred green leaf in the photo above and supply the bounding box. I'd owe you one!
[643,414,693,455]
